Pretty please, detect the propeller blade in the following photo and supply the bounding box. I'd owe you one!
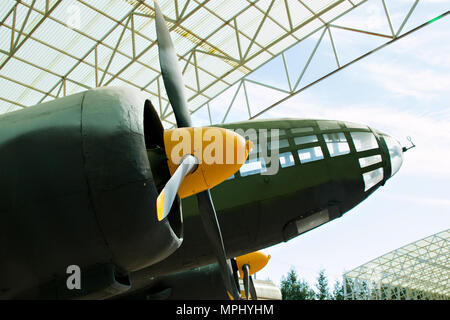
[154,1,244,300]
[197,190,240,300]
[235,251,271,300]
[154,0,191,128]
[249,276,258,300]
[156,155,198,221]
[242,264,250,300]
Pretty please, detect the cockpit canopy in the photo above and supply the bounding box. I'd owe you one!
[383,135,404,177]
[223,119,403,194]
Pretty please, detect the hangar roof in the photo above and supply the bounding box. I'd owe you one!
[0,1,447,127]
[0,0,364,125]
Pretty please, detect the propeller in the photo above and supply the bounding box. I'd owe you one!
[249,275,258,300]
[235,251,271,300]
[241,264,258,300]
[153,0,248,300]
[156,154,198,221]
[196,190,241,299]
[242,263,250,300]
[154,0,191,128]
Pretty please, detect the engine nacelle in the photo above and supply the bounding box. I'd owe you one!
[125,262,238,300]
[0,87,182,299]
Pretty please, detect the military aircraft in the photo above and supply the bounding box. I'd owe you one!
[0,1,409,300]
[117,112,412,300]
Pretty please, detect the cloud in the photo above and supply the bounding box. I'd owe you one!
[332,1,392,34]
[360,61,450,100]
[380,193,450,207]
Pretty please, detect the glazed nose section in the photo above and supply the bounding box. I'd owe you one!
[383,135,404,178]
[163,127,253,199]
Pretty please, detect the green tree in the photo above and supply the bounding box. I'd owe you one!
[315,269,331,300]
[332,279,345,300]
[280,267,315,300]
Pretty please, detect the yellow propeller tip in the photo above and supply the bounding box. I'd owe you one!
[156,190,165,221]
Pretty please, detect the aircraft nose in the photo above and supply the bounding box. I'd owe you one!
[382,135,404,178]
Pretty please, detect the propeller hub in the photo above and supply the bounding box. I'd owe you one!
[163,127,253,199]
[236,251,271,279]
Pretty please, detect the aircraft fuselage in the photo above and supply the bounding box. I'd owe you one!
[129,117,403,293]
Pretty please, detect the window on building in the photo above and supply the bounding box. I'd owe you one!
[279,152,295,168]
[297,147,324,164]
[351,132,378,152]
[323,132,350,157]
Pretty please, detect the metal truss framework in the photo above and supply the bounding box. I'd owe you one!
[343,229,450,300]
[0,0,362,125]
[0,0,448,127]
[198,0,449,125]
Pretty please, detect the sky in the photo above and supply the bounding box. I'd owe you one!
[193,0,450,290]
[256,2,450,289]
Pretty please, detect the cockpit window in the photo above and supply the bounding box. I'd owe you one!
[298,147,324,164]
[240,157,267,176]
[359,155,382,168]
[363,168,384,191]
[383,136,403,177]
[291,127,314,134]
[268,139,289,150]
[351,132,378,152]
[279,152,295,168]
[251,137,289,154]
[344,122,368,130]
[248,138,258,155]
[323,133,350,157]
[317,120,341,130]
[294,135,318,145]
